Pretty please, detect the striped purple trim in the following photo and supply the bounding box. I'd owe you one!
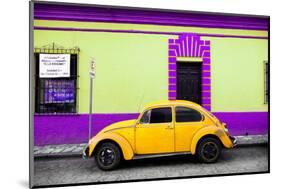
[168,34,211,110]
[168,57,177,63]
[168,71,177,77]
[169,85,176,91]
[202,72,211,77]
[34,2,269,31]
[168,64,177,70]
[202,98,211,105]
[168,78,176,83]
[34,26,268,40]
[202,85,210,90]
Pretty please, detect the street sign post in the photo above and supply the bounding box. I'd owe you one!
[89,58,95,141]
[89,58,96,79]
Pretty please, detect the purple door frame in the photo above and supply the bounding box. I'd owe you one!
[168,33,211,111]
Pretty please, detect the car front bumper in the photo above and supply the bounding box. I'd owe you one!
[82,145,90,159]
[229,136,237,147]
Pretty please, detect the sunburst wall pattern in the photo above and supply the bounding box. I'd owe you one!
[168,33,211,110]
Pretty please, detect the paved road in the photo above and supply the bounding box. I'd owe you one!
[34,145,268,187]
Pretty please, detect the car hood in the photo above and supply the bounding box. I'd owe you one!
[98,119,137,134]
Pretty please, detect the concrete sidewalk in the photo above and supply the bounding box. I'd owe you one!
[34,135,268,158]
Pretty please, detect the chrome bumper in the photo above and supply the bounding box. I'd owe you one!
[229,136,237,147]
[82,145,90,159]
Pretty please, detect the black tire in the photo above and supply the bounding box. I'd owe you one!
[196,137,222,163]
[94,142,121,170]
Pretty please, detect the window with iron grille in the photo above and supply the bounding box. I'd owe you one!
[265,61,268,104]
[34,52,79,114]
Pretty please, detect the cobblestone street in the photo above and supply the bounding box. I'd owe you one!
[34,145,268,187]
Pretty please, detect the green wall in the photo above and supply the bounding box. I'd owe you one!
[34,23,268,113]
[34,30,169,113]
[208,37,268,112]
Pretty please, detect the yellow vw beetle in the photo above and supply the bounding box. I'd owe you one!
[83,100,236,170]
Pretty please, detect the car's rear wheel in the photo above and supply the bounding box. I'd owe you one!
[196,137,222,163]
[94,142,121,170]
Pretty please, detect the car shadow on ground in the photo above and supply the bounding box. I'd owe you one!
[122,154,197,168]
[85,147,248,172]
[114,148,236,171]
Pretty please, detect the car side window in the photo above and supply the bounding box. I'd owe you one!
[175,106,202,122]
[140,110,151,124]
[150,107,172,123]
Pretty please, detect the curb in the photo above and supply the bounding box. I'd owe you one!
[34,153,82,159]
[34,143,87,158]
[34,135,268,158]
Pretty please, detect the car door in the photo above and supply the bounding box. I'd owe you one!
[174,106,205,152]
[135,107,174,154]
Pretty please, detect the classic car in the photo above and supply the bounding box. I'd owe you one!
[83,100,236,170]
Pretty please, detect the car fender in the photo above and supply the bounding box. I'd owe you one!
[190,126,233,154]
[88,132,134,160]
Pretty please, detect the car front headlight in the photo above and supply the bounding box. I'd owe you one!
[224,127,229,133]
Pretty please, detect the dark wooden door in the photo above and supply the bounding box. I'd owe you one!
[176,62,202,104]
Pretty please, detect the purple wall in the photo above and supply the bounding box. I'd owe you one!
[34,114,139,146]
[213,112,268,136]
[34,112,268,146]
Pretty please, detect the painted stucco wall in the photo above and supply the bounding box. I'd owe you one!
[33,20,268,145]
[208,37,268,112]
[34,30,169,113]
[34,20,268,113]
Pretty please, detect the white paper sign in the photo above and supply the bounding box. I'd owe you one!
[39,54,71,78]
[89,58,96,78]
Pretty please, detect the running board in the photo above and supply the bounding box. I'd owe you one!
[133,152,192,160]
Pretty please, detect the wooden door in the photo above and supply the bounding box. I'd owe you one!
[176,62,202,104]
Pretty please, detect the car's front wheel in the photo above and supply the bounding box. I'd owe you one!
[94,142,121,170]
[196,137,222,163]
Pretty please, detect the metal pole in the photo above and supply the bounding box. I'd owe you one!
[89,77,93,141]
[29,1,35,187]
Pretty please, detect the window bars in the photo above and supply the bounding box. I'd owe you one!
[264,61,268,104]
[34,43,80,114]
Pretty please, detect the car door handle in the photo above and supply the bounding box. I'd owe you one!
[165,124,173,129]
[165,127,173,130]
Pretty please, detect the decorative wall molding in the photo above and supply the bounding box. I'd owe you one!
[168,33,211,110]
[34,2,269,31]
[34,26,268,39]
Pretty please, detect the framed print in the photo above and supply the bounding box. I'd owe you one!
[29,1,269,188]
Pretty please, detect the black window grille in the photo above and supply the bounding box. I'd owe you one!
[264,61,269,104]
[265,62,268,104]
[34,53,79,114]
